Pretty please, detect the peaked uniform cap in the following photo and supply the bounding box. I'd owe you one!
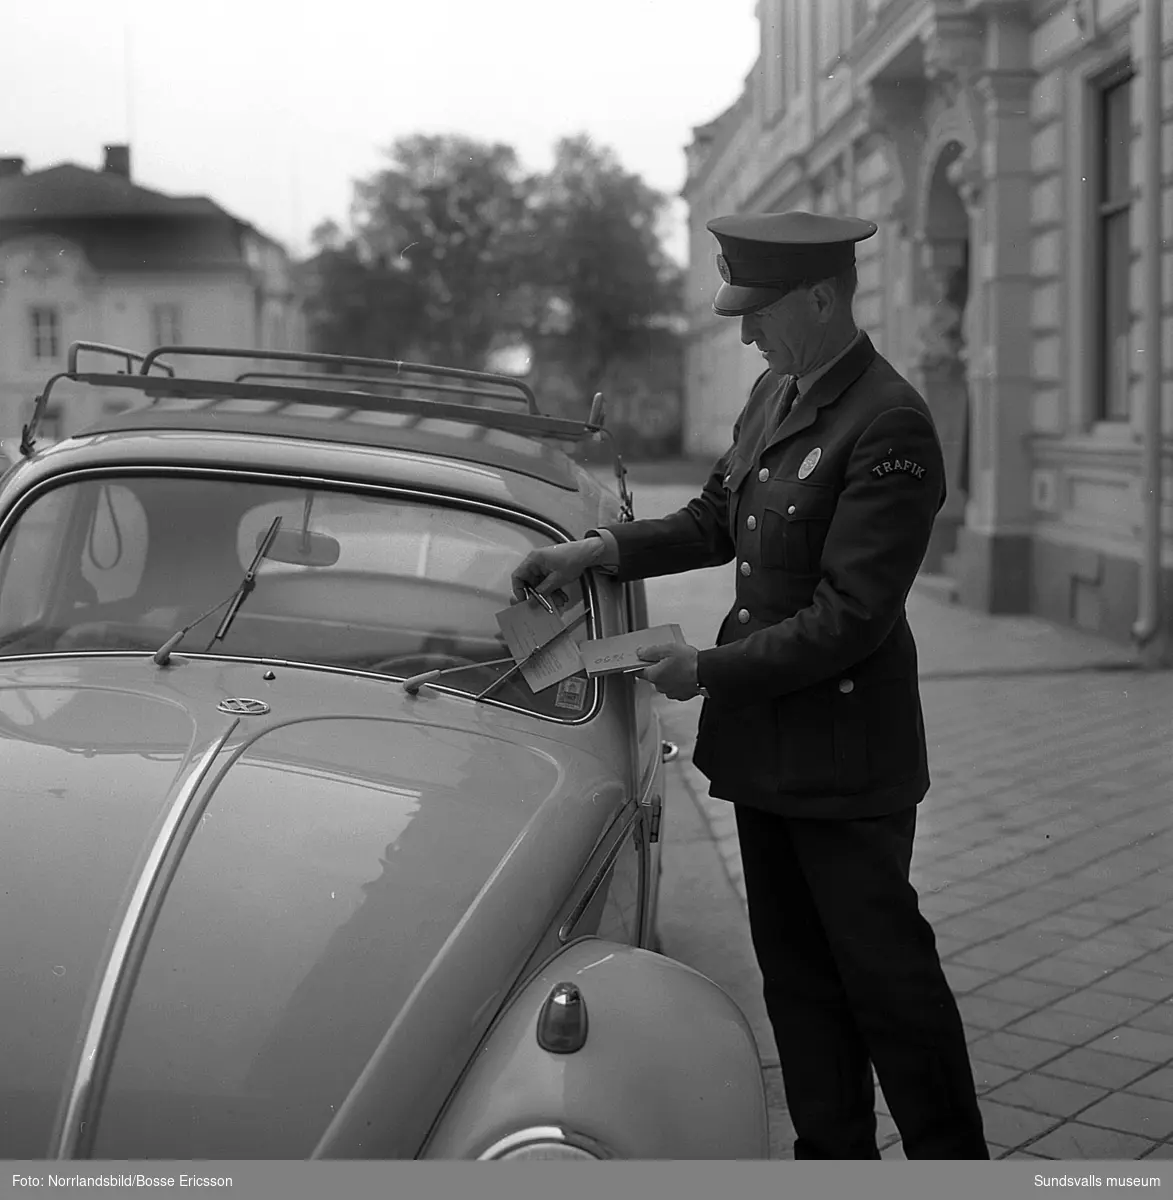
[705,211,878,316]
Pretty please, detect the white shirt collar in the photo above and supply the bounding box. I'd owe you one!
[796,330,862,396]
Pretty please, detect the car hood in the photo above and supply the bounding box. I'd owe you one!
[0,657,619,1159]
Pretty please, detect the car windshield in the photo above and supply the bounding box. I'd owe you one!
[0,474,596,719]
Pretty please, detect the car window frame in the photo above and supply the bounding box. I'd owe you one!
[0,464,606,727]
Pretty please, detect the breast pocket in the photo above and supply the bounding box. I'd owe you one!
[721,456,752,541]
[760,483,836,574]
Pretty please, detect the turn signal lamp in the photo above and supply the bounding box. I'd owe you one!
[536,982,588,1054]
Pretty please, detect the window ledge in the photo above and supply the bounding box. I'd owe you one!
[1087,420,1137,441]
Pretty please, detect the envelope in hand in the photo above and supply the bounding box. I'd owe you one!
[578,624,685,676]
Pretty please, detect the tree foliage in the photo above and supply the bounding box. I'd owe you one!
[525,135,683,394]
[301,219,425,362]
[304,136,531,368]
[303,132,683,401]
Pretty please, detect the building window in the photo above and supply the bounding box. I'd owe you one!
[151,304,183,346]
[30,307,60,361]
[1095,67,1133,422]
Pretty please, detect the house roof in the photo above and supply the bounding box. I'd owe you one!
[0,164,233,222]
[0,162,285,273]
[0,216,250,273]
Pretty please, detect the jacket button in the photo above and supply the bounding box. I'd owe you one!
[787,504,796,515]
[758,468,769,482]
[737,608,750,624]
[746,515,757,530]
[839,679,854,694]
[740,561,751,576]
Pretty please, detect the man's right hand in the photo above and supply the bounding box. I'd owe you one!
[510,537,607,604]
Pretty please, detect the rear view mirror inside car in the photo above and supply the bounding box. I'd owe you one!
[256,528,341,567]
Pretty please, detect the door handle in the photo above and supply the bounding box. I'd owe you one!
[661,740,678,764]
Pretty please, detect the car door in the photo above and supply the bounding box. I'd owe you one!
[538,573,652,953]
[564,574,660,950]
[622,578,664,949]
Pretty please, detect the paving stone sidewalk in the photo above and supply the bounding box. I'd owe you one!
[655,584,1173,1161]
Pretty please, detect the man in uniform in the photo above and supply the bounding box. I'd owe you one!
[510,211,988,1160]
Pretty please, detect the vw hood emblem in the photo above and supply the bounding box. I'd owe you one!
[218,697,270,716]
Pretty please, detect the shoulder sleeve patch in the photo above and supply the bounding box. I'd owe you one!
[870,457,927,481]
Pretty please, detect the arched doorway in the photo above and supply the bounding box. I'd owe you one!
[914,139,974,573]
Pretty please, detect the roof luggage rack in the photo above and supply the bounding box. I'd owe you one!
[20,342,607,455]
[233,370,532,409]
[139,345,543,414]
[19,341,636,518]
[18,341,178,456]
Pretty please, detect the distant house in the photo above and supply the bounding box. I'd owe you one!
[0,144,306,443]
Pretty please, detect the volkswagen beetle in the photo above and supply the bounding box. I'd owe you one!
[0,343,768,1161]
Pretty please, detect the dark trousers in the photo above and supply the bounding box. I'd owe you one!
[734,802,988,1160]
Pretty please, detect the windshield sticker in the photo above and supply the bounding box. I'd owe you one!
[555,675,589,711]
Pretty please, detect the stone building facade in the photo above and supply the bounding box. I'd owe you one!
[682,0,1171,648]
[0,145,305,448]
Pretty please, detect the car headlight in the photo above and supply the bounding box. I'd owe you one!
[477,1126,611,1161]
[495,1143,599,1161]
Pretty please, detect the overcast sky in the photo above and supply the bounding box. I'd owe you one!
[6,0,759,262]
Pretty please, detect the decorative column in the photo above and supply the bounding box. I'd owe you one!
[914,236,971,570]
[860,79,928,239]
[951,61,1037,612]
[859,78,928,394]
[917,4,1037,612]
[921,5,987,569]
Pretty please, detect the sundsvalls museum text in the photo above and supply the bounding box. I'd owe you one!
[1035,1176,1162,1189]
[12,1176,232,1189]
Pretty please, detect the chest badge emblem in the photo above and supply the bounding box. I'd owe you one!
[797,447,822,480]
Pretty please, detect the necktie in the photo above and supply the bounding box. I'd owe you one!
[774,375,800,433]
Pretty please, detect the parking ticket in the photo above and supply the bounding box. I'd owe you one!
[494,598,584,692]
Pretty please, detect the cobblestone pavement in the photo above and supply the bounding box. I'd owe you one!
[623,469,1173,1162]
[655,593,1173,1161]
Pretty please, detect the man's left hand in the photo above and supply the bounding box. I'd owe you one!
[636,642,704,701]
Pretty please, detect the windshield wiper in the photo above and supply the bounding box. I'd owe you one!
[401,656,515,695]
[402,609,590,698]
[152,516,282,668]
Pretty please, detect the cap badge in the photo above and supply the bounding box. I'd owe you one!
[797,447,822,480]
[716,254,731,283]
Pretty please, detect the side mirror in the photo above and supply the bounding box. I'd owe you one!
[587,392,605,432]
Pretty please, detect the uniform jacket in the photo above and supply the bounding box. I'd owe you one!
[599,332,945,819]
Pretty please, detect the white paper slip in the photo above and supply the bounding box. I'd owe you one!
[579,624,685,676]
[494,598,584,692]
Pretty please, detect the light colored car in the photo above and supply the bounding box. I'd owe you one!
[0,342,768,1161]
